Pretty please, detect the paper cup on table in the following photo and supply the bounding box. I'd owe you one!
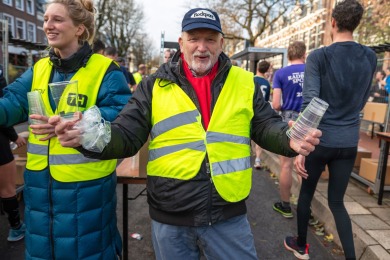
[49,80,79,121]
[27,90,47,125]
[286,97,329,143]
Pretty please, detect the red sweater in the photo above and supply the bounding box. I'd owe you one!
[182,58,218,130]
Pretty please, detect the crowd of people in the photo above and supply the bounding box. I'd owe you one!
[0,0,384,259]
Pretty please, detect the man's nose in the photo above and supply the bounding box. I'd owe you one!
[197,40,208,52]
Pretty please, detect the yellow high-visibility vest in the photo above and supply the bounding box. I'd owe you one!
[148,66,254,202]
[133,72,142,84]
[27,54,117,182]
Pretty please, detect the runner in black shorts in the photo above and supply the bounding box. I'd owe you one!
[0,127,18,165]
[0,64,27,242]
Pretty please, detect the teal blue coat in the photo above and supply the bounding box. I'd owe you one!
[0,50,131,259]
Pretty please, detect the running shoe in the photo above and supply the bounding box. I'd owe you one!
[254,159,262,169]
[284,236,310,260]
[7,222,26,242]
[273,202,293,218]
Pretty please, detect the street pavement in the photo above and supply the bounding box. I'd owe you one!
[1,161,344,259]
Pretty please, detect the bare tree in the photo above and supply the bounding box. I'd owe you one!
[194,0,297,47]
[94,0,109,36]
[131,33,155,69]
[356,0,390,45]
[94,0,143,57]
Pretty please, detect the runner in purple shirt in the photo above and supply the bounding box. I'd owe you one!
[271,41,306,220]
[272,64,305,113]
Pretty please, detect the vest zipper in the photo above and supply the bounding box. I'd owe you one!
[206,160,213,225]
[48,139,56,259]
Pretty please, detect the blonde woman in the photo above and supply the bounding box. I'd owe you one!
[0,0,131,258]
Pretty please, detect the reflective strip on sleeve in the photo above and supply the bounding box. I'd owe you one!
[207,131,250,145]
[149,140,205,161]
[151,110,199,139]
[212,156,251,176]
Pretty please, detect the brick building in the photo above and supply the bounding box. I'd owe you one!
[1,0,47,81]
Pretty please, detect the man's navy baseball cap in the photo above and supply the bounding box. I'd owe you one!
[182,8,223,34]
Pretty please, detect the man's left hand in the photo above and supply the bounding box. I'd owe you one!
[288,119,321,156]
[289,128,321,156]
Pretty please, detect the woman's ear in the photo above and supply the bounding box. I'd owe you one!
[76,24,85,37]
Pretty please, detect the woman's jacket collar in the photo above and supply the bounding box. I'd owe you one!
[48,42,93,73]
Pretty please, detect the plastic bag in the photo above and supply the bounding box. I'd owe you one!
[75,106,111,153]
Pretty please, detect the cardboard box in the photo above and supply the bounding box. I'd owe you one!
[12,143,27,157]
[15,157,27,185]
[362,102,387,123]
[359,158,390,185]
[116,139,148,178]
[354,147,372,167]
[12,131,29,157]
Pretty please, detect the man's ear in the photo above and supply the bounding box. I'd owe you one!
[331,18,336,28]
[178,36,183,52]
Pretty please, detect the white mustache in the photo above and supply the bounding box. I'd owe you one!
[193,51,211,58]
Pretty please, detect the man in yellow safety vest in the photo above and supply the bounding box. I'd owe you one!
[52,7,321,260]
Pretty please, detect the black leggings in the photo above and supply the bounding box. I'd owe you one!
[297,145,357,259]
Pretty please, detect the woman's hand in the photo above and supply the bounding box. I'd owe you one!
[29,114,56,141]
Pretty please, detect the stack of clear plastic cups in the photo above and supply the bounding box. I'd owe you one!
[48,80,79,121]
[286,97,329,143]
[27,90,47,125]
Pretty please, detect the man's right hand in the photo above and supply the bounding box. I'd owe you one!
[48,113,82,148]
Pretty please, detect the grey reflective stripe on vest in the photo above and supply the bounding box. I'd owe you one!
[151,110,199,139]
[28,143,101,164]
[212,156,251,176]
[49,154,101,165]
[207,131,250,145]
[207,132,251,175]
[149,140,205,161]
[28,143,47,155]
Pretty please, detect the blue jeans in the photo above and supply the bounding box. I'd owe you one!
[151,214,258,260]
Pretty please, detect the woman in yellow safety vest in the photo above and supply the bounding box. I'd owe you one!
[0,0,131,259]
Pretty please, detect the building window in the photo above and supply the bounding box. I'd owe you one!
[3,0,12,6]
[16,18,26,40]
[26,0,35,15]
[27,22,36,42]
[309,27,316,50]
[15,0,24,11]
[3,14,15,39]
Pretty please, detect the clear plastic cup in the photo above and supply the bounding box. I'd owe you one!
[286,97,329,143]
[49,80,79,121]
[10,142,18,150]
[27,90,47,125]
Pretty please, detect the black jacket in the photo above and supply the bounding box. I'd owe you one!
[81,51,297,226]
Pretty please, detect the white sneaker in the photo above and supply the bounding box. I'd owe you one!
[254,159,261,169]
